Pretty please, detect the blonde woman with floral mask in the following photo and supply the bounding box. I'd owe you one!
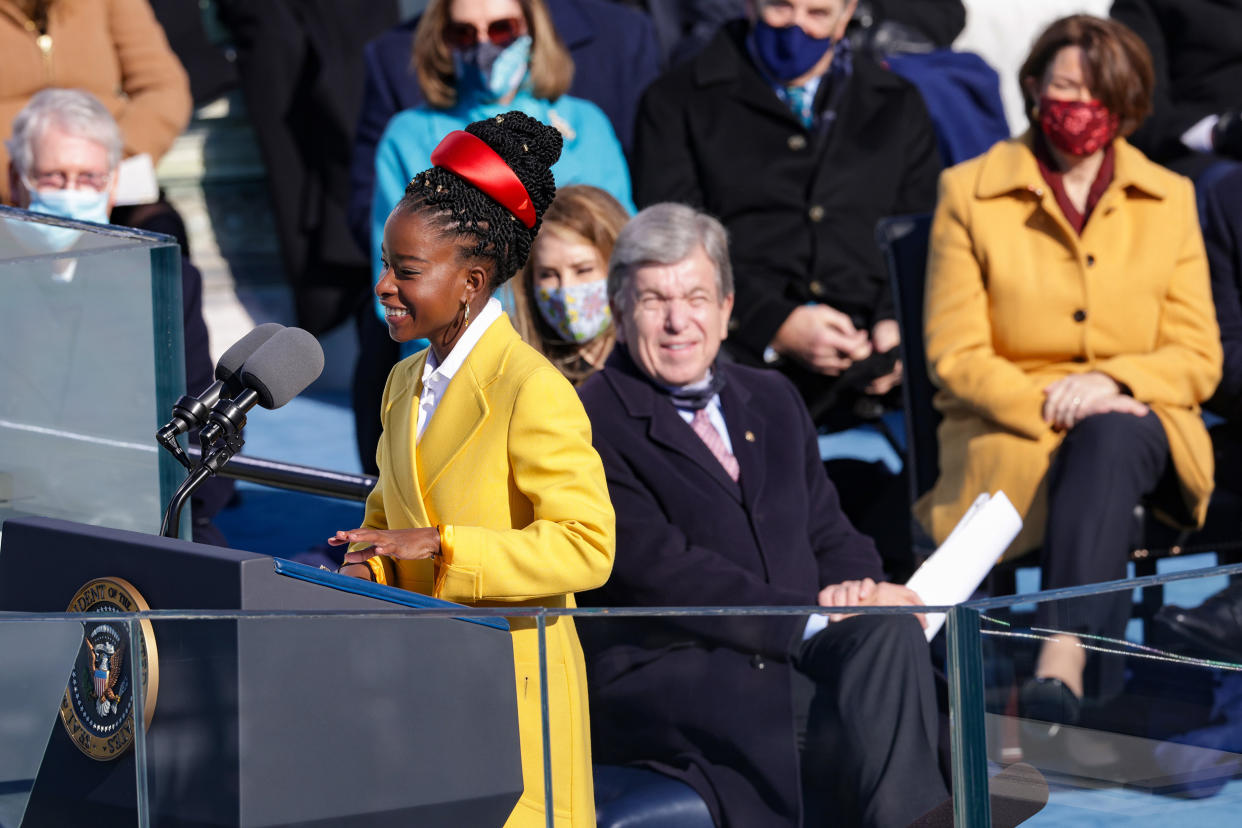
[511,185,628,384]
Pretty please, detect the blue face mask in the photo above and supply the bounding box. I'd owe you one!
[751,20,835,83]
[454,34,532,102]
[24,181,111,224]
[11,178,111,252]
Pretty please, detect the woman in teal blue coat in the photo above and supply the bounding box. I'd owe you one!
[371,0,634,358]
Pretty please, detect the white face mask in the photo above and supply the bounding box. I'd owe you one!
[534,279,612,343]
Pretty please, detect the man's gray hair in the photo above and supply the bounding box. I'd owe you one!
[608,202,733,308]
[6,89,123,176]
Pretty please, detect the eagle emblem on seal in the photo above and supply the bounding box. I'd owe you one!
[87,625,125,717]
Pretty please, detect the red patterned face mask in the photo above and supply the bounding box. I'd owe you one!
[1039,96,1118,156]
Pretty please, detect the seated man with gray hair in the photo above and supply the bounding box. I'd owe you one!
[577,203,948,828]
[5,88,228,544]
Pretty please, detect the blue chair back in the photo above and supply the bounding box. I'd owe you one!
[876,214,937,506]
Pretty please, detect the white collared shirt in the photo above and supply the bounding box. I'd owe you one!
[416,298,504,442]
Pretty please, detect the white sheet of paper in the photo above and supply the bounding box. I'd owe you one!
[906,491,1023,641]
[112,153,159,207]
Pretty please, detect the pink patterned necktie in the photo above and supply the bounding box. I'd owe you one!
[691,407,740,482]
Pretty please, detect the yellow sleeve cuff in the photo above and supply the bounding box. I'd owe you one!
[433,524,487,602]
[365,556,391,585]
[437,524,454,565]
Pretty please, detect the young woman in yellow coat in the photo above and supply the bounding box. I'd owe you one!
[330,112,615,827]
[918,16,1221,722]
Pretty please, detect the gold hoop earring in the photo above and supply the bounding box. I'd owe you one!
[441,300,469,349]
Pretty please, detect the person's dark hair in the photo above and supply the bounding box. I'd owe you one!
[396,111,562,288]
[1019,15,1154,138]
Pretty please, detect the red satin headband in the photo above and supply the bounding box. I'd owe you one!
[429,130,537,228]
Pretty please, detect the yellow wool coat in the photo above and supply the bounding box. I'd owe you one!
[917,136,1222,557]
[358,315,615,827]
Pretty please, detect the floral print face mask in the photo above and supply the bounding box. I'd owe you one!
[534,279,612,343]
[1039,96,1118,157]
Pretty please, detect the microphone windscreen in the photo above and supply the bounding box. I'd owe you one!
[215,323,284,390]
[239,327,325,409]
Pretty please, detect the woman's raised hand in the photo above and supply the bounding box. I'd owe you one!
[327,527,442,565]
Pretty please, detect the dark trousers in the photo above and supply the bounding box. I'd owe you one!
[1038,411,1171,697]
[794,615,947,828]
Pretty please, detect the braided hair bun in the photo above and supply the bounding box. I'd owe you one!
[398,111,563,286]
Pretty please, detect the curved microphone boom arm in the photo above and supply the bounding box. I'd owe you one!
[160,432,245,538]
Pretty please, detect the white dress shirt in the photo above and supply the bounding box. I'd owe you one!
[416,297,504,442]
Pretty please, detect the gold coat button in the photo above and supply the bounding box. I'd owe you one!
[808,205,825,222]
[788,134,807,151]
[809,280,825,297]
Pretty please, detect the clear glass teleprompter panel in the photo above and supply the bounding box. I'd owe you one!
[1,606,526,826]
[569,604,949,828]
[0,616,88,826]
[0,207,183,535]
[966,566,1242,825]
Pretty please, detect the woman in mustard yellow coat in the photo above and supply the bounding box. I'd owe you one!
[330,112,615,827]
[918,17,1221,721]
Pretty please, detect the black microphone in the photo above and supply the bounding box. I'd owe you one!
[156,323,285,467]
[197,327,325,448]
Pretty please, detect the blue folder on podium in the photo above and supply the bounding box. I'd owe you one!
[273,556,509,630]
[0,516,523,828]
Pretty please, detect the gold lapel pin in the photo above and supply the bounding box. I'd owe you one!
[744,431,756,442]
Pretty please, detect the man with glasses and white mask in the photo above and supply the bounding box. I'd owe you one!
[6,89,120,260]
[4,88,228,545]
[577,203,947,828]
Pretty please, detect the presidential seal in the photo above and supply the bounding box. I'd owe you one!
[59,577,159,761]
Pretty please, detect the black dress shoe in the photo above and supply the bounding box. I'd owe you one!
[1152,581,1242,663]
[1019,677,1081,730]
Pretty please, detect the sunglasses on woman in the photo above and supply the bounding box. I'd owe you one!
[444,17,526,49]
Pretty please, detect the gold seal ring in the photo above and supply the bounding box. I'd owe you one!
[59,577,159,761]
